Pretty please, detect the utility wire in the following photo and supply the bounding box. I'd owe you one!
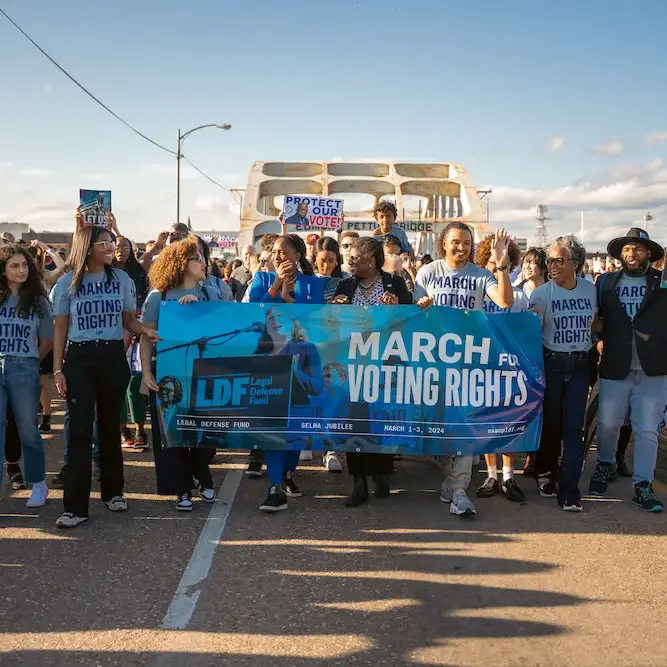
[0,5,231,193]
[182,156,231,192]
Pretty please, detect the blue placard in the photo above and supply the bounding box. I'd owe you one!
[155,302,545,455]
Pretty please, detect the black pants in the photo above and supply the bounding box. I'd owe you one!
[149,388,215,495]
[346,452,393,477]
[535,349,590,502]
[63,340,130,517]
[4,405,21,464]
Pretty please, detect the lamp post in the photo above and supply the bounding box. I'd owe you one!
[176,123,232,224]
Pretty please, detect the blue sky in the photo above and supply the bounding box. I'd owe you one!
[1,0,666,249]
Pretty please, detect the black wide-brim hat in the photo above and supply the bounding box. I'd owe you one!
[607,227,664,262]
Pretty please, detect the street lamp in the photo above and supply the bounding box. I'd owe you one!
[176,123,232,224]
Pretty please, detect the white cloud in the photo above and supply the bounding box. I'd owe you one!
[593,140,624,156]
[18,167,54,177]
[546,137,564,152]
[646,130,667,145]
[81,172,113,183]
[490,159,667,249]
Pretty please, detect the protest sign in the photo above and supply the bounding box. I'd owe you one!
[79,190,112,228]
[155,302,545,456]
[283,196,343,231]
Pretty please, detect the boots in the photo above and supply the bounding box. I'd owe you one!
[345,476,369,507]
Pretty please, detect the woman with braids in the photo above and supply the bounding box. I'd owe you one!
[332,237,412,506]
[51,225,157,528]
[141,237,222,511]
[0,244,53,508]
[245,234,325,511]
[473,234,527,503]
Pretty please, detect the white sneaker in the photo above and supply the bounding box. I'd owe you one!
[440,477,455,504]
[450,490,476,517]
[324,452,343,473]
[26,480,48,508]
[56,512,88,528]
[198,487,216,503]
[105,496,128,512]
[299,450,313,462]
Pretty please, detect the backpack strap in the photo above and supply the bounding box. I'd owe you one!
[201,284,210,302]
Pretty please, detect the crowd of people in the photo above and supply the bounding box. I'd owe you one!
[1,200,666,527]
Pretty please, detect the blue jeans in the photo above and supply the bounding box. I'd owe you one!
[63,405,99,465]
[264,450,301,485]
[535,349,590,502]
[597,372,667,484]
[0,357,46,484]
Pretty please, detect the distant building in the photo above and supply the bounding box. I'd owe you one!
[0,222,31,241]
[514,237,528,253]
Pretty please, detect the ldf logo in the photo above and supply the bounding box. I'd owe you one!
[195,375,250,408]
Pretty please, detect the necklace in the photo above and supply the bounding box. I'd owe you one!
[358,274,381,291]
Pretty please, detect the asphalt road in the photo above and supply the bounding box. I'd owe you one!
[2,402,666,666]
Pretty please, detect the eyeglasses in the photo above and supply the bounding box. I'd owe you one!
[546,257,571,267]
[93,241,115,250]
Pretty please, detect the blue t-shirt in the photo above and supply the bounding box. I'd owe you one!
[529,278,597,352]
[202,276,233,302]
[141,284,222,325]
[0,295,53,358]
[616,272,647,370]
[376,225,412,254]
[483,288,529,314]
[51,270,136,342]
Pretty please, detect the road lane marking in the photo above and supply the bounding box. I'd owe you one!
[160,469,243,630]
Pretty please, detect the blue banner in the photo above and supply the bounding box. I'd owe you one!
[155,302,545,455]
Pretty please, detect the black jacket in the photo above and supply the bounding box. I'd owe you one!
[333,270,412,305]
[597,267,667,379]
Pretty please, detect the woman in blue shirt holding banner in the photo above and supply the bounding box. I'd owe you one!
[0,244,53,508]
[246,234,324,512]
[51,225,158,528]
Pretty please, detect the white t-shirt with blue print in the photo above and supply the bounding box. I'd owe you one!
[0,295,54,358]
[51,270,136,342]
[529,278,597,352]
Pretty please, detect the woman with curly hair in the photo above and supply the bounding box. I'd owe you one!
[51,225,157,528]
[473,234,528,503]
[0,244,53,508]
[245,234,325,511]
[140,237,223,511]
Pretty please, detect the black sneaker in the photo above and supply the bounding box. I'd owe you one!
[561,498,583,512]
[283,471,302,497]
[38,415,51,434]
[245,459,263,478]
[632,482,664,513]
[8,469,26,490]
[501,478,525,503]
[538,476,558,498]
[260,485,288,512]
[589,462,617,495]
[476,477,500,498]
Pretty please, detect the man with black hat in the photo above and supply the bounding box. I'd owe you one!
[589,228,667,511]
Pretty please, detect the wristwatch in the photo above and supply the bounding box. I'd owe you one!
[496,264,509,272]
